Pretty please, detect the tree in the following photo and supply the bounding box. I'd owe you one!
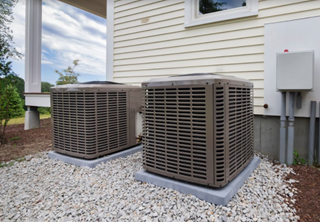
[41,81,54,92]
[0,74,24,100]
[0,85,24,144]
[0,0,21,59]
[199,0,226,14]
[55,59,80,85]
[0,0,24,144]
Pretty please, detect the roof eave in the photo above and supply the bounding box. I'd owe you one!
[58,0,106,18]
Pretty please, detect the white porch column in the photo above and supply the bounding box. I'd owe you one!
[25,0,42,130]
[106,0,114,81]
[25,0,42,92]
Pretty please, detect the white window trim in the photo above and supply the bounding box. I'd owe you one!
[184,0,258,28]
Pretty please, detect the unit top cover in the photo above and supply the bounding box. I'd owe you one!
[51,81,140,91]
[142,73,252,87]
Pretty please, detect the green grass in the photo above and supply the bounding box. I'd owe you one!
[2,114,51,125]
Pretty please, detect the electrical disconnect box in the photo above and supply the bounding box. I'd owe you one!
[276,50,314,91]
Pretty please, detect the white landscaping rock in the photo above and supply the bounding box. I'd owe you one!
[0,152,299,222]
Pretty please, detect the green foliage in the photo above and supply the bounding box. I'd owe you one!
[0,84,24,144]
[1,85,24,118]
[0,43,15,77]
[0,75,24,99]
[41,81,54,92]
[39,81,54,114]
[12,75,24,99]
[0,157,25,168]
[39,81,53,114]
[0,0,24,144]
[0,161,14,168]
[9,136,20,141]
[0,0,21,60]
[199,0,226,14]
[56,59,80,85]
[293,150,307,165]
[38,107,51,115]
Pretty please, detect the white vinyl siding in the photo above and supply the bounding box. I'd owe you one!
[113,0,320,114]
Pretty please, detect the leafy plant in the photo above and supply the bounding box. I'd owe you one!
[293,150,307,165]
[38,107,51,115]
[0,84,24,144]
[55,59,80,85]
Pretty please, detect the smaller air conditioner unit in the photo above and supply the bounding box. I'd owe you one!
[51,81,141,159]
[142,74,254,187]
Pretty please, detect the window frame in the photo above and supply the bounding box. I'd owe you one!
[184,0,259,28]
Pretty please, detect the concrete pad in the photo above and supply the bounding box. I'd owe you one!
[48,145,142,168]
[135,156,260,205]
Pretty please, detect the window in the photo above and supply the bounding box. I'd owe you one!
[184,0,258,27]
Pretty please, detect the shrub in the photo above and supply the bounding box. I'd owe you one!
[38,107,51,115]
[0,85,24,144]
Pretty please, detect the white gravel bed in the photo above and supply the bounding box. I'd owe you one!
[0,152,299,222]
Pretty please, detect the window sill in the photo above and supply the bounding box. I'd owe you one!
[184,11,258,28]
[184,0,259,28]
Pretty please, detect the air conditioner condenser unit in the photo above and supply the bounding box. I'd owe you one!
[142,74,254,187]
[51,81,141,159]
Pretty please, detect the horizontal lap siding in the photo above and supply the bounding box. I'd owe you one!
[113,0,320,115]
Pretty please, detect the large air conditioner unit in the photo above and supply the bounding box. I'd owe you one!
[51,81,141,159]
[142,74,254,187]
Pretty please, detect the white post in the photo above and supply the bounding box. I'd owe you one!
[25,0,42,130]
[25,0,42,92]
[106,0,114,81]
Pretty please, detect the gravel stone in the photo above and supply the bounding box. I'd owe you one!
[0,151,299,221]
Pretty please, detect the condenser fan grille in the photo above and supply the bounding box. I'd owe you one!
[52,91,128,158]
[143,86,209,183]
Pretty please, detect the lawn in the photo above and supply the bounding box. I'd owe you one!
[3,114,51,125]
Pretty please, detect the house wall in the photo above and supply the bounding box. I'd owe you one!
[112,0,320,115]
[254,115,318,160]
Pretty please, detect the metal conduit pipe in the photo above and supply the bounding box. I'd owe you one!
[287,92,295,165]
[308,101,316,166]
[279,92,287,164]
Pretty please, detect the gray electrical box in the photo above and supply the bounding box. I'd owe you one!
[276,50,314,91]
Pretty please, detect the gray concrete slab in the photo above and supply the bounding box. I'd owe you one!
[135,156,260,206]
[48,145,142,168]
